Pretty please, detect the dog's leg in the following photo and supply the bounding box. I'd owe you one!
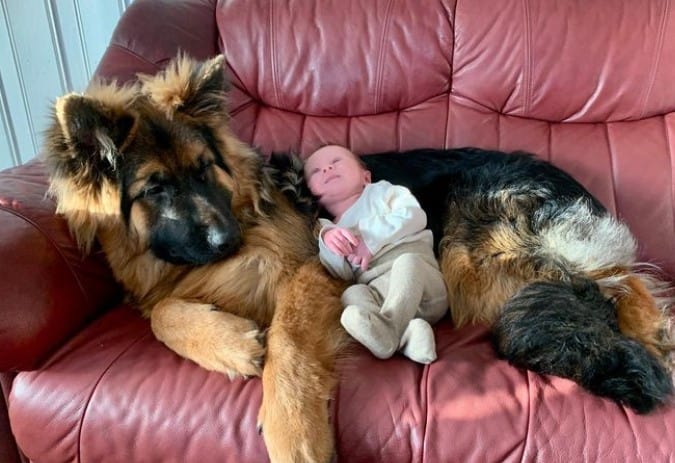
[150,298,265,378]
[440,244,527,327]
[258,259,347,463]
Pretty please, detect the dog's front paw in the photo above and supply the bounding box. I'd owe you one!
[201,309,266,378]
[227,327,265,378]
[151,301,266,378]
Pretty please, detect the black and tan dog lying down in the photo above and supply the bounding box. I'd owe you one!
[45,54,673,462]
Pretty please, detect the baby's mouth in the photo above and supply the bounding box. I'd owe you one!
[325,174,339,184]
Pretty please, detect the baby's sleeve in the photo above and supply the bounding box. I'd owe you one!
[318,221,354,281]
[358,183,427,255]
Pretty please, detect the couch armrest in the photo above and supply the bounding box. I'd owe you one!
[0,161,122,371]
[95,0,219,83]
[1,0,218,372]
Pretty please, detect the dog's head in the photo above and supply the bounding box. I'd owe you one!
[45,55,265,265]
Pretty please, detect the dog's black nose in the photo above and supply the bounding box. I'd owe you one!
[207,227,241,256]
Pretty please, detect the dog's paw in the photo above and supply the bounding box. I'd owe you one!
[219,325,266,379]
[181,307,266,378]
[211,311,265,378]
[152,299,267,378]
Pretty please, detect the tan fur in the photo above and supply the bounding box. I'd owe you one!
[441,244,523,326]
[591,267,674,362]
[151,298,266,378]
[259,260,348,463]
[440,216,563,327]
[48,177,123,254]
[127,160,167,196]
[45,55,348,463]
[138,54,226,120]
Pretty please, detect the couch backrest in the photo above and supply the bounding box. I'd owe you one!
[97,0,675,277]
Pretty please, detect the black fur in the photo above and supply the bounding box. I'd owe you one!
[116,113,241,265]
[288,147,673,413]
[493,278,673,413]
[266,152,318,217]
[361,148,604,253]
[144,173,240,265]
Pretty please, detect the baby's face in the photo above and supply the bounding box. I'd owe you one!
[304,146,371,206]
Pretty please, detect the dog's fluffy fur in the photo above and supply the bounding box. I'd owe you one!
[361,149,673,412]
[44,55,673,463]
[46,55,348,463]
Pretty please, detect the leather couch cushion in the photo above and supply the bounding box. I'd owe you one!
[9,307,674,462]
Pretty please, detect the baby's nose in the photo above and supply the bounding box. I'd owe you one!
[323,165,333,172]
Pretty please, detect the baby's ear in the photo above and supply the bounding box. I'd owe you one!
[364,170,372,184]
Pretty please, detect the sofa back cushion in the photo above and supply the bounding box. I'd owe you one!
[216,0,675,278]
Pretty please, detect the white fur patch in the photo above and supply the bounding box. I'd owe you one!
[95,129,117,169]
[161,206,180,220]
[540,200,637,271]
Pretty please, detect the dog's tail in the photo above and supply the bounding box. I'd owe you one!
[538,200,674,363]
[592,267,674,360]
[493,278,673,414]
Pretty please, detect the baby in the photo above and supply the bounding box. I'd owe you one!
[304,145,448,364]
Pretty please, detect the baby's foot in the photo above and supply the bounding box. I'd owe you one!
[341,305,398,359]
[399,318,437,364]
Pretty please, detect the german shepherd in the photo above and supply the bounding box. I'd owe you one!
[45,54,673,463]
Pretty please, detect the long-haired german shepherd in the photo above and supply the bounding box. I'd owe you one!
[45,54,673,463]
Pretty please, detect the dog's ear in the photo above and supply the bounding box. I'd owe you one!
[47,87,137,185]
[139,54,229,120]
[266,153,319,217]
[44,83,138,252]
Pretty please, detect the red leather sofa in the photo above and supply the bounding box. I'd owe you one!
[2,0,674,461]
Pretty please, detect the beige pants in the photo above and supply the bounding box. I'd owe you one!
[340,241,448,363]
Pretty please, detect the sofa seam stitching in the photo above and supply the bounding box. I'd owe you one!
[497,112,502,151]
[420,363,431,463]
[518,371,534,463]
[374,0,394,114]
[547,121,553,163]
[603,122,620,217]
[444,94,451,149]
[227,97,256,118]
[347,115,352,148]
[661,115,675,243]
[448,0,456,92]
[268,1,281,109]
[443,0,457,148]
[299,113,306,152]
[638,0,669,120]
[395,110,401,152]
[521,0,533,116]
[223,89,637,123]
[100,43,161,69]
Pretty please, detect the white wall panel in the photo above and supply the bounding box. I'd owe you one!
[0,0,33,168]
[0,0,126,169]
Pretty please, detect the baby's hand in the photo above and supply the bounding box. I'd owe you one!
[347,240,373,270]
[323,227,359,256]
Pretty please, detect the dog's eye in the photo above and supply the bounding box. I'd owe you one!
[197,159,214,181]
[141,184,165,198]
